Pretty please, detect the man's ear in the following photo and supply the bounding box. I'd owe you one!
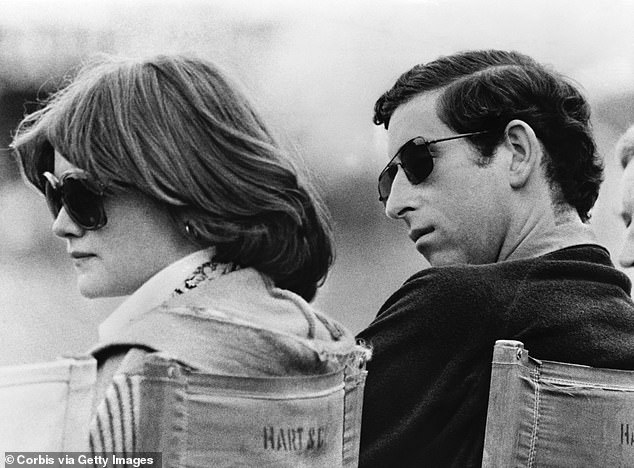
[504,119,541,189]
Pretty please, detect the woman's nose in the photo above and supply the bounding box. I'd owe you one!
[51,206,84,238]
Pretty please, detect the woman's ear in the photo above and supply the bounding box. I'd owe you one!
[504,119,542,189]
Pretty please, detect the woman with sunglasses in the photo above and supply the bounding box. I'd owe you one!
[12,55,367,464]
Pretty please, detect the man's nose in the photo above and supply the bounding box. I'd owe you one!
[385,166,416,220]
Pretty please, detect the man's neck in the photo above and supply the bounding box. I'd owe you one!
[501,211,598,262]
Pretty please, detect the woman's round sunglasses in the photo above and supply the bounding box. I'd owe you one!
[377,131,489,204]
[42,169,108,230]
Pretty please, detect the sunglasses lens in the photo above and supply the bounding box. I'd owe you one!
[44,178,62,218]
[62,177,106,229]
[378,141,434,203]
[400,142,433,185]
[378,165,398,203]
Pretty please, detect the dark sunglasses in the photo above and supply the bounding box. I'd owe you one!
[378,131,489,204]
[42,169,108,230]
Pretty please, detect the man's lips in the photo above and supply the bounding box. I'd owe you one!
[409,227,435,243]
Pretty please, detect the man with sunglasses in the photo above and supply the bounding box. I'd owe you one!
[357,49,634,467]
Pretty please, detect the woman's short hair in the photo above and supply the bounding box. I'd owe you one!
[12,54,334,301]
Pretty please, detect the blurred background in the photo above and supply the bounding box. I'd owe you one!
[0,0,633,364]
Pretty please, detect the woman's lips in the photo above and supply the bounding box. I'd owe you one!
[69,251,95,259]
[69,251,97,266]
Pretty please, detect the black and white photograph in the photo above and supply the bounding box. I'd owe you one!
[0,0,633,465]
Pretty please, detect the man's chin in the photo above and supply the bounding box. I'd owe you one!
[422,249,470,268]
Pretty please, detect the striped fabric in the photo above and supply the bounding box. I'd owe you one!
[89,260,232,453]
[89,374,140,454]
[86,263,365,461]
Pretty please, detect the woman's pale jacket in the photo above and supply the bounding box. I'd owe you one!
[89,264,369,467]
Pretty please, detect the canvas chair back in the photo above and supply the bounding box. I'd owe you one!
[483,340,634,467]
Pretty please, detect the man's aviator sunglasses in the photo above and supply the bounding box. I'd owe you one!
[42,169,108,230]
[378,131,489,204]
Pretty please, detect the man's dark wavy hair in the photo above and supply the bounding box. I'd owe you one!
[373,49,602,222]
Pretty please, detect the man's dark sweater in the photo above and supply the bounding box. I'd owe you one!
[357,245,634,467]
